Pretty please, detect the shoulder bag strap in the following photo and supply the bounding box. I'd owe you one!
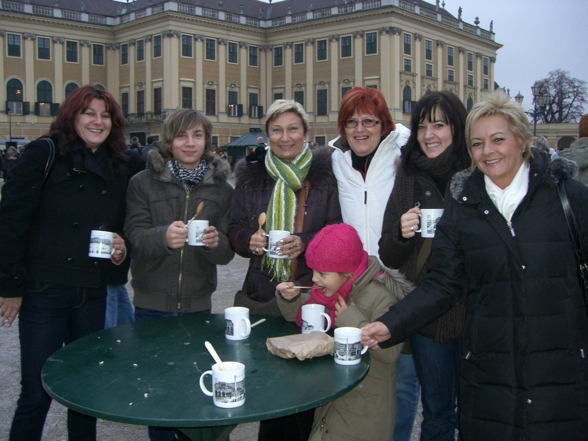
[557,179,588,316]
[291,179,310,278]
[40,137,56,184]
[557,180,584,265]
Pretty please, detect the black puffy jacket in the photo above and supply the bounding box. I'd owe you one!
[380,150,588,440]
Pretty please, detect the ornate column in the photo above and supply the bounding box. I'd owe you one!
[51,36,65,103]
[353,31,363,91]
[23,33,36,111]
[414,33,422,101]
[284,42,293,99]
[80,40,92,85]
[436,40,444,91]
[194,35,205,112]
[217,38,227,121]
[105,43,120,98]
[162,30,180,109]
[144,34,152,112]
[328,35,339,115]
[304,39,314,114]
[458,46,465,101]
[260,45,272,110]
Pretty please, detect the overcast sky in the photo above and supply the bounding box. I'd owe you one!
[258,0,588,113]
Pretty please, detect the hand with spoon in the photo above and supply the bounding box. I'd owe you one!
[249,212,268,255]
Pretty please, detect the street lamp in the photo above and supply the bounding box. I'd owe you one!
[531,84,550,136]
[514,92,524,105]
[7,106,12,142]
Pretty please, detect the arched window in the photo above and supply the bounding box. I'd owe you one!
[6,78,24,115]
[403,85,413,114]
[467,97,474,112]
[65,82,78,98]
[7,78,23,102]
[36,81,53,116]
[37,81,52,103]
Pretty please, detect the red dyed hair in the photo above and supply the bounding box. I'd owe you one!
[337,87,395,142]
[579,114,588,139]
[47,85,126,158]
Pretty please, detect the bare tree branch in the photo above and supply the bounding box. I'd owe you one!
[532,70,587,123]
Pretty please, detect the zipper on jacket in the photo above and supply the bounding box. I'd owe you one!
[364,190,367,204]
[177,191,191,312]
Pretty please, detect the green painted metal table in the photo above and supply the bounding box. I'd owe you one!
[41,314,369,441]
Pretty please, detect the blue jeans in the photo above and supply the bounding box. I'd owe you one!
[10,282,106,441]
[134,307,211,441]
[394,353,421,441]
[104,284,135,329]
[410,333,460,441]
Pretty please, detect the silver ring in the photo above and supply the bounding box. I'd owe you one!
[255,247,259,254]
[410,226,414,231]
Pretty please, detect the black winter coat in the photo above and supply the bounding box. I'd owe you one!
[228,147,342,312]
[0,138,128,297]
[379,150,588,440]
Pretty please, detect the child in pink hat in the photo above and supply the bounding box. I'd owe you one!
[276,223,413,441]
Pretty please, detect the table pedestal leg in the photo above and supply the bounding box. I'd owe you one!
[179,424,236,441]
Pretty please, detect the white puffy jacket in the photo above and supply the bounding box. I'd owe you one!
[329,124,410,255]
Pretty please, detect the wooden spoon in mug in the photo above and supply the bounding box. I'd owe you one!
[257,212,266,234]
[204,341,226,371]
[193,202,204,220]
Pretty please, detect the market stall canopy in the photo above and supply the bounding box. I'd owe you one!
[225,126,267,147]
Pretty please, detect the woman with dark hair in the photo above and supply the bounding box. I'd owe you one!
[0,85,129,440]
[378,91,470,440]
[328,86,418,441]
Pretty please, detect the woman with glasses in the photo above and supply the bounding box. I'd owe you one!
[328,87,418,441]
[378,91,471,441]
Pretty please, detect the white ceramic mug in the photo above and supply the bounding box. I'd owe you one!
[263,230,290,259]
[88,230,114,259]
[334,327,369,365]
[187,220,209,246]
[300,304,332,334]
[199,362,246,408]
[416,208,444,238]
[224,307,251,340]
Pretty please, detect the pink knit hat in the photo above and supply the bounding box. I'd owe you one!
[305,223,367,273]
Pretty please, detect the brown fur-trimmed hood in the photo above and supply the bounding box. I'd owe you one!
[147,147,232,181]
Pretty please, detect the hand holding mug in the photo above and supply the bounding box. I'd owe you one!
[200,225,220,249]
[276,282,301,300]
[400,207,421,239]
[275,234,305,260]
[361,321,392,350]
[166,221,188,249]
[249,229,267,256]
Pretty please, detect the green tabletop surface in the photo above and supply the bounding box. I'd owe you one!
[42,314,369,430]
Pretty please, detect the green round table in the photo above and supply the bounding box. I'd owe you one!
[42,314,369,441]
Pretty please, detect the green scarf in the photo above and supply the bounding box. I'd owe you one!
[263,142,313,281]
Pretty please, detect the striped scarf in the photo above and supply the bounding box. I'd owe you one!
[263,143,313,281]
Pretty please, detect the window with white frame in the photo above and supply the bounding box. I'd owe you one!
[341,36,352,58]
[365,32,377,55]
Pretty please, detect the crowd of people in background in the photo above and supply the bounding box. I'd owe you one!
[1,83,588,441]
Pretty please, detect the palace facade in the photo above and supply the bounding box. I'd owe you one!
[1,0,501,148]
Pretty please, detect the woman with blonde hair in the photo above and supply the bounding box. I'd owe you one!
[364,91,588,440]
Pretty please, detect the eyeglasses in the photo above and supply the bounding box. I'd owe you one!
[344,118,380,128]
